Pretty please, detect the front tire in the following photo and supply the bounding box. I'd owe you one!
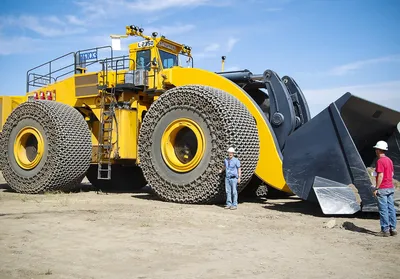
[138,85,260,203]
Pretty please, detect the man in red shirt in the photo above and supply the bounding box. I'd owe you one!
[373,140,397,237]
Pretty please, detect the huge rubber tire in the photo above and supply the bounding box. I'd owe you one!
[86,164,147,192]
[0,100,92,193]
[240,175,269,198]
[138,85,260,203]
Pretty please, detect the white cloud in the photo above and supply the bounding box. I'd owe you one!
[329,55,400,76]
[47,16,65,25]
[204,43,220,52]
[227,37,239,52]
[145,15,164,24]
[0,35,43,55]
[66,15,86,26]
[146,24,196,36]
[74,0,227,20]
[75,0,107,18]
[127,0,212,11]
[303,80,400,116]
[194,52,217,60]
[194,43,221,60]
[225,66,241,71]
[2,15,86,37]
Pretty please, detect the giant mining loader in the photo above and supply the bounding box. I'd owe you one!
[0,25,399,215]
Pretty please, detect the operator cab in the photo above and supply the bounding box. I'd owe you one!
[159,50,178,69]
[109,25,193,89]
[122,25,192,71]
[130,40,184,71]
[136,50,151,70]
[135,48,178,70]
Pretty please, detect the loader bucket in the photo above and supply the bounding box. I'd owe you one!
[283,93,400,214]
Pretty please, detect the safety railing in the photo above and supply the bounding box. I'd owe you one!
[114,56,134,85]
[96,55,133,88]
[26,46,160,93]
[26,46,113,92]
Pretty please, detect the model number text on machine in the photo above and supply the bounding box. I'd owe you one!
[138,40,154,48]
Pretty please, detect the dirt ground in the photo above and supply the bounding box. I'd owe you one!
[1,174,399,279]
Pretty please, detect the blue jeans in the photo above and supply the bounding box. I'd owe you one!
[225,177,238,207]
[377,188,397,232]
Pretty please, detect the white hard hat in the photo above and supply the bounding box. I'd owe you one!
[373,140,388,151]
[227,147,235,153]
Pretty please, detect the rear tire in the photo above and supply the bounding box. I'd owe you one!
[0,100,92,193]
[240,175,269,198]
[138,85,260,203]
[86,164,147,192]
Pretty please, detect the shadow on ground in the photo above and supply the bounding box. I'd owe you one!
[0,183,13,192]
[260,196,399,220]
[0,182,152,195]
[262,196,326,217]
[2,181,399,224]
[130,186,162,201]
[0,209,99,218]
[91,186,152,195]
[341,221,379,236]
[238,196,267,204]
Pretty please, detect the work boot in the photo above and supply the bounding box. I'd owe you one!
[390,229,398,236]
[377,231,390,237]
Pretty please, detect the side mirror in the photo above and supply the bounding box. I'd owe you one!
[152,57,158,66]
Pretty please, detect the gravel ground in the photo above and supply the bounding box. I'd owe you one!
[0,174,399,279]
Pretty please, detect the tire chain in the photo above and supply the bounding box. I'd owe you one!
[0,100,92,193]
[240,175,269,198]
[138,85,260,203]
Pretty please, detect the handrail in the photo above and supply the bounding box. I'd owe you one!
[27,52,76,73]
[26,46,114,92]
[114,57,135,85]
[26,52,76,92]
[27,73,57,87]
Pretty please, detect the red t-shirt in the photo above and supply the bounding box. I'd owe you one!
[376,156,394,189]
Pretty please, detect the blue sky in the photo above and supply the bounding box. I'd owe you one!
[0,0,399,116]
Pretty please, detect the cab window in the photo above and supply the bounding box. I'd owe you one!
[136,50,151,70]
[159,50,177,69]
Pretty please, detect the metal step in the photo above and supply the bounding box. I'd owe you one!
[103,111,113,116]
[102,119,113,124]
[97,163,111,180]
[100,144,112,149]
[97,86,118,180]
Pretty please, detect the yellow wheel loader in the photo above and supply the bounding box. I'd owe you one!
[0,25,399,214]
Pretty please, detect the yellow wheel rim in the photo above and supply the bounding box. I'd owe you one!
[161,118,206,173]
[13,126,44,170]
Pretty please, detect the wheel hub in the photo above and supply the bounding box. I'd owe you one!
[13,126,44,170]
[161,118,205,172]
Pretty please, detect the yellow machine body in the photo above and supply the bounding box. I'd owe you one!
[3,24,400,216]
[0,26,290,193]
